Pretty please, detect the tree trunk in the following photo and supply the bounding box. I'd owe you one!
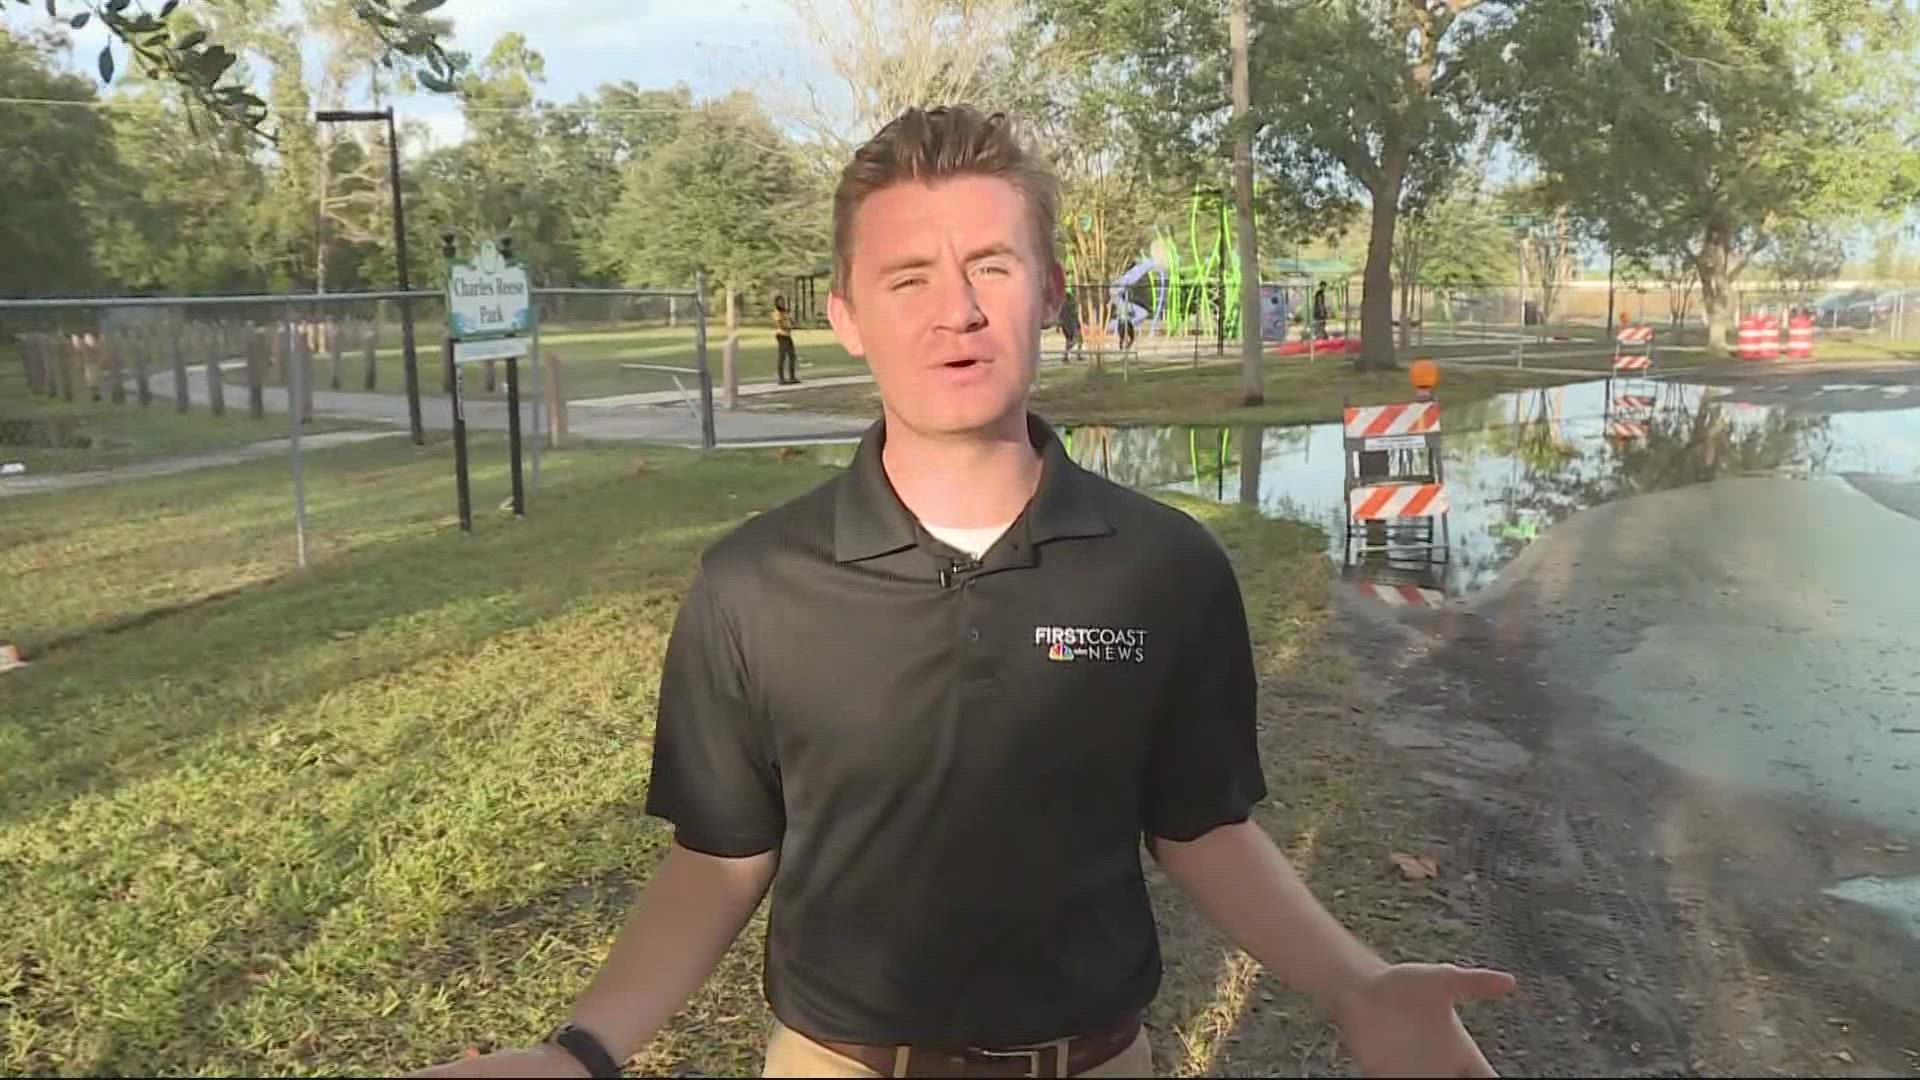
[315,128,330,295]
[1358,149,1408,371]
[1229,0,1263,405]
[1696,233,1733,355]
[1237,424,1264,508]
[723,286,740,410]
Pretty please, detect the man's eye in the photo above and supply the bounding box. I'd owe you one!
[973,264,1010,278]
[891,277,926,292]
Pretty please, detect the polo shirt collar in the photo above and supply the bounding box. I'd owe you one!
[832,414,1112,564]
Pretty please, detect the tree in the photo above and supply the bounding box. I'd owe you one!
[88,82,269,292]
[1392,170,1513,339]
[1229,0,1262,403]
[1040,0,1508,371]
[1765,220,1846,303]
[1501,182,1578,331]
[1254,0,1504,370]
[16,0,460,135]
[0,27,117,294]
[1494,0,1920,352]
[772,0,1048,168]
[540,82,694,284]
[598,95,826,408]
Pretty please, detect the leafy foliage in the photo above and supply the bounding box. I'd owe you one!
[0,27,117,294]
[11,0,460,135]
[597,95,827,293]
[1491,0,1920,346]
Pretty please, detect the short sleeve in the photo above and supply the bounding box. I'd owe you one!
[644,571,785,856]
[1142,550,1267,841]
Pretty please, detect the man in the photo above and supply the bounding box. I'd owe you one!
[774,294,801,385]
[415,105,1512,1080]
[1312,281,1331,341]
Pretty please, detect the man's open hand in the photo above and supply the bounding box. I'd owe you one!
[1331,962,1517,1078]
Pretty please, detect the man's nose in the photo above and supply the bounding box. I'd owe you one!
[931,271,987,334]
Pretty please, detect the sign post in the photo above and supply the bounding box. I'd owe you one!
[444,233,534,533]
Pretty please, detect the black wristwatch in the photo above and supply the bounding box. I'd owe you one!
[548,1022,622,1079]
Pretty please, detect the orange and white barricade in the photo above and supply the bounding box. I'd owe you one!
[1342,398,1448,559]
[1612,324,1655,373]
[1786,312,1814,360]
[1759,314,1782,360]
[1606,326,1660,441]
[1736,316,1768,360]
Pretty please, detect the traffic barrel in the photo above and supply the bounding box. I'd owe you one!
[1758,314,1781,360]
[1736,316,1767,361]
[1786,312,1814,360]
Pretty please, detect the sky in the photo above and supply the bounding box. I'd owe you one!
[5,0,810,147]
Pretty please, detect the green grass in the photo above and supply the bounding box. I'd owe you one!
[0,434,1336,1077]
[760,359,1579,427]
[226,324,864,403]
[0,364,375,474]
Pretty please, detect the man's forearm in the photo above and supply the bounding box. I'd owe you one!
[569,842,777,1064]
[1152,820,1387,1015]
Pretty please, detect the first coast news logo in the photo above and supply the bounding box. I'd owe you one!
[1033,625,1149,664]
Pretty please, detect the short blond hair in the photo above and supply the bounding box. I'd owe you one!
[831,105,1058,295]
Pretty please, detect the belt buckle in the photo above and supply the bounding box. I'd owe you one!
[972,1045,1046,1077]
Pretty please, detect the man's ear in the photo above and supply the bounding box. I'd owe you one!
[827,289,865,358]
[1044,259,1066,321]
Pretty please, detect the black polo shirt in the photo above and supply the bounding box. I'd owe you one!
[644,415,1265,1048]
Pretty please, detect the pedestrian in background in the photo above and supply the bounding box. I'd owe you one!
[774,294,801,385]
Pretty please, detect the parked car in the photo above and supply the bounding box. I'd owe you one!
[1810,289,1879,329]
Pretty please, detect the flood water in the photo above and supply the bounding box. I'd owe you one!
[1061,378,1920,599]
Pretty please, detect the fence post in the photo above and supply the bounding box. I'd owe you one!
[204,324,226,417]
[529,301,543,495]
[694,273,717,450]
[247,325,267,420]
[18,335,38,394]
[328,318,343,391]
[297,321,315,424]
[58,336,75,402]
[170,324,190,413]
[287,304,309,570]
[545,352,569,448]
[269,320,287,387]
[132,328,153,407]
[106,332,126,404]
[361,320,378,391]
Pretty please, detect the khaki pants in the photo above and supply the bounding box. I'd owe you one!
[762,1021,1154,1078]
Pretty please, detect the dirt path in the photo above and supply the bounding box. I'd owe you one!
[1311,575,1920,1079]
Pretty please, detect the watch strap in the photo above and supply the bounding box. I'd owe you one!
[549,1021,622,1079]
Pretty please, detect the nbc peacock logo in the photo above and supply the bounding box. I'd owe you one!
[1033,624,1149,664]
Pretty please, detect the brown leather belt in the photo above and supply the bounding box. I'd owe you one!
[811,1011,1142,1078]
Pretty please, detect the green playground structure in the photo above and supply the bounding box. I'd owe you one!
[1065,188,1245,341]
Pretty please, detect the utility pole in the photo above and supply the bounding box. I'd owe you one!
[1229,0,1263,405]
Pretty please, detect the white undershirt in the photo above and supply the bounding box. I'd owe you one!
[921,521,1013,560]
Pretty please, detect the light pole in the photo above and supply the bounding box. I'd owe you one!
[315,106,424,445]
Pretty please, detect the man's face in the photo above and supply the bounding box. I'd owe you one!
[828,176,1064,439]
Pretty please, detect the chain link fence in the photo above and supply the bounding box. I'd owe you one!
[1,287,713,634]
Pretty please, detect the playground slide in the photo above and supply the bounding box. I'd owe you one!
[1108,256,1160,332]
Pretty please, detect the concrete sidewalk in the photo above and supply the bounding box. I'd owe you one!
[142,367,870,448]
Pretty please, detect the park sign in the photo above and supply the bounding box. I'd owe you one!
[447,240,530,363]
